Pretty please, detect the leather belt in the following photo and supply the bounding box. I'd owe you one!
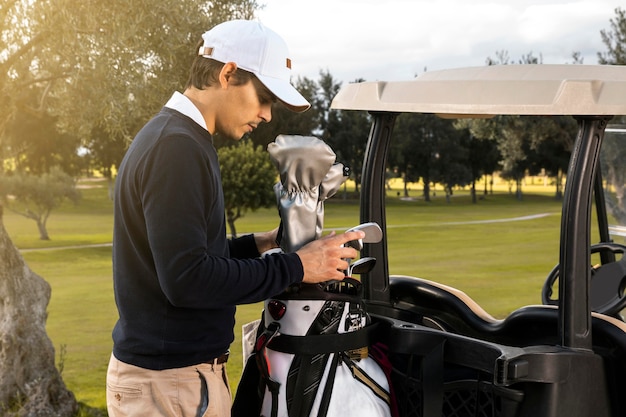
[205,352,229,365]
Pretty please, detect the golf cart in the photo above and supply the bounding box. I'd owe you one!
[329,65,626,417]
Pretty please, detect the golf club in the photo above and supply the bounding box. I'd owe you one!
[348,256,377,277]
[345,222,383,250]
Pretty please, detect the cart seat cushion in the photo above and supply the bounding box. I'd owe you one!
[389,275,626,350]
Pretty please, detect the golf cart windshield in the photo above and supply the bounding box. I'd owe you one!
[603,125,626,242]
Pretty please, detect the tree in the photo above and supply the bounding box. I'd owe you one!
[320,74,371,194]
[486,50,543,66]
[62,0,260,148]
[524,116,576,199]
[324,108,371,195]
[0,167,80,240]
[86,122,129,199]
[391,114,428,199]
[59,0,260,139]
[318,69,344,142]
[598,7,626,65]
[4,108,83,176]
[466,133,501,202]
[455,118,503,199]
[0,0,77,168]
[392,113,462,201]
[484,116,531,200]
[218,140,277,238]
[434,129,472,203]
[451,126,508,201]
[1,0,260,181]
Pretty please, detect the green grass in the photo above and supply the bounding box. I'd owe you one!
[22,247,117,409]
[3,178,567,415]
[380,194,563,314]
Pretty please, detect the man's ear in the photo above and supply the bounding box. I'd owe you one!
[219,62,238,88]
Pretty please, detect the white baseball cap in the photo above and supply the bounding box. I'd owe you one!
[199,20,310,113]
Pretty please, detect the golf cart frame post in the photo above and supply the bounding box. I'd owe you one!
[331,65,626,417]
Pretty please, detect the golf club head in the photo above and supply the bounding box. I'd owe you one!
[348,256,377,276]
[345,222,383,250]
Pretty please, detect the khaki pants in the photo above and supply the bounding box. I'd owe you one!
[106,354,232,417]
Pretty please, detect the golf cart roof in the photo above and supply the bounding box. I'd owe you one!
[331,64,626,117]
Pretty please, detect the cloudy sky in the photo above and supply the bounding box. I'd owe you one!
[256,0,620,83]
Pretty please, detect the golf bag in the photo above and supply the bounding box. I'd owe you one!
[258,280,392,417]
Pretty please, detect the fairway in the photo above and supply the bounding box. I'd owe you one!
[4,178,566,413]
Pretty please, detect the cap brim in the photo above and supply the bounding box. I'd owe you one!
[256,75,311,113]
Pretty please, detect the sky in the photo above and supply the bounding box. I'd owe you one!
[256,0,621,84]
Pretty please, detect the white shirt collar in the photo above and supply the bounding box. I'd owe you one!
[164,91,208,131]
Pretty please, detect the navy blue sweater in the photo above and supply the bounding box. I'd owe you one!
[112,108,303,370]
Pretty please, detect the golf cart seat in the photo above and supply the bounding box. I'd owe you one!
[389,274,626,348]
[382,275,626,417]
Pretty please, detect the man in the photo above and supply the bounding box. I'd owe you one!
[106,19,363,417]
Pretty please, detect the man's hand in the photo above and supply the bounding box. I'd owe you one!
[254,227,280,254]
[295,231,365,283]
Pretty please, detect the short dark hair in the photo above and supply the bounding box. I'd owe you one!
[185,39,254,90]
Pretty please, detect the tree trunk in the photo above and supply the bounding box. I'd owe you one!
[108,177,115,201]
[0,216,77,416]
[226,209,239,238]
[403,179,409,198]
[516,178,524,201]
[555,169,564,200]
[228,218,237,239]
[37,218,50,240]
[471,180,477,204]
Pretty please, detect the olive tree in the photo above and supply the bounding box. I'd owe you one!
[0,167,80,240]
[1,0,259,184]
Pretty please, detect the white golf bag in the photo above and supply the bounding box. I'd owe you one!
[253,279,392,417]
